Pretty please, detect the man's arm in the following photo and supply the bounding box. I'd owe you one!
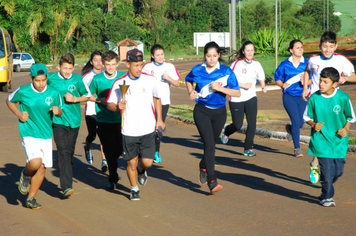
[339,72,356,84]
[153,97,165,130]
[6,98,28,122]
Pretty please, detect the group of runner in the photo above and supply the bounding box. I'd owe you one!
[186,31,355,207]
[7,30,355,209]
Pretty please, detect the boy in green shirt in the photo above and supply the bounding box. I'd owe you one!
[48,53,90,198]
[89,50,125,189]
[6,64,62,209]
[304,67,355,207]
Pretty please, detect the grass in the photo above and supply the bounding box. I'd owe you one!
[295,0,356,36]
[168,105,271,123]
[349,138,356,145]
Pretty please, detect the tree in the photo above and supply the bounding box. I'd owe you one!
[295,0,341,38]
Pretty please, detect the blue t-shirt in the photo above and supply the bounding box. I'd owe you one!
[274,56,309,97]
[185,62,239,108]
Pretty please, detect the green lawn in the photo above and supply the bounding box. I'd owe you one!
[293,0,356,36]
[250,0,356,36]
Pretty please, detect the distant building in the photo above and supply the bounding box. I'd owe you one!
[116,38,144,61]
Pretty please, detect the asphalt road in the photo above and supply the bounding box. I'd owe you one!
[0,63,356,235]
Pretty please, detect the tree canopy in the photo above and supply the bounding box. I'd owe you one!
[0,0,342,63]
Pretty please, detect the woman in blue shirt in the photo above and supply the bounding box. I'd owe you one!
[186,41,240,193]
[274,40,311,157]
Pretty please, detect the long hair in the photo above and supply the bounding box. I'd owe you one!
[81,50,102,76]
[203,41,223,63]
[230,41,254,62]
[288,39,303,53]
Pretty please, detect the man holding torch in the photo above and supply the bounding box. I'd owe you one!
[107,49,165,200]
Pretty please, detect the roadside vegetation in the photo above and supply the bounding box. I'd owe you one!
[0,0,348,65]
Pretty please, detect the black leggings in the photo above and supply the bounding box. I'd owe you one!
[85,115,97,144]
[155,104,169,152]
[225,96,257,150]
[193,103,226,181]
[97,122,122,183]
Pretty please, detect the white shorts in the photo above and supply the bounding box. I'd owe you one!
[22,137,53,168]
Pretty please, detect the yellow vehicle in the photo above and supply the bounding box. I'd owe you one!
[0,27,14,92]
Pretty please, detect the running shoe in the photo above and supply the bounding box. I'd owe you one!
[220,125,229,144]
[84,146,93,164]
[130,190,140,201]
[244,149,257,156]
[137,169,147,186]
[154,152,162,163]
[101,159,108,173]
[18,169,31,195]
[208,179,223,194]
[309,162,320,184]
[294,148,304,158]
[199,168,207,185]
[63,188,74,198]
[319,198,335,207]
[107,182,115,190]
[26,198,42,210]
[285,124,293,142]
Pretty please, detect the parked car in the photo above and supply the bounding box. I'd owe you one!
[13,52,35,72]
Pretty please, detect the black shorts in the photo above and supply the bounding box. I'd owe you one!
[122,132,155,161]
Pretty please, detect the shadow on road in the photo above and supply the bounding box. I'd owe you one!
[163,133,319,202]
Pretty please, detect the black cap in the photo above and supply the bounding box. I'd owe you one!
[126,49,143,62]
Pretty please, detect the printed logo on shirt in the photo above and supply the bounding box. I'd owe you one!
[316,65,320,73]
[68,85,76,92]
[333,105,341,115]
[242,68,247,74]
[45,97,53,106]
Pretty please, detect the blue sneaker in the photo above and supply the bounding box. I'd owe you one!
[244,149,257,156]
[220,125,229,144]
[154,152,161,163]
[309,162,320,184]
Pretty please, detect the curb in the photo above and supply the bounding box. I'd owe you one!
[167,113,356,154]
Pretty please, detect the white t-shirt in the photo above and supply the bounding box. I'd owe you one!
[83,70,101,116]
[230,59,265,102]
[143,61,180,105]
[107,73,160,137]
[307,53,355,94]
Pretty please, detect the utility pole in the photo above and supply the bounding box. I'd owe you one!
[239,0,241,48]
[327,0,329,31]
[224,0,239,51]
[279,0,281,35]
[231,0,237,51]
[275,0,278,69]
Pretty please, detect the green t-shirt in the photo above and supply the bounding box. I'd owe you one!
[48,72,89,128]
[89,71,125,123]
[307,89,355,158]
[9,83,62,139]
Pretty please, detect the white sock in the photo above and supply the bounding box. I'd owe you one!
[131,186,139,192]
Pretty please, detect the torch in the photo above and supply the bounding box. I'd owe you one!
[119,80,130,127]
